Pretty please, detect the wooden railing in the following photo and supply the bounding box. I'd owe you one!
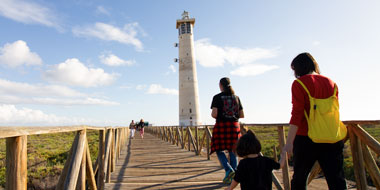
[146,120,380,190]
[0,125,130,190]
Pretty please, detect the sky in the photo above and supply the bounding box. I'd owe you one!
[0,0,379,126]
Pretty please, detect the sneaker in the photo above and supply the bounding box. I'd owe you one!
[222,170,235,184]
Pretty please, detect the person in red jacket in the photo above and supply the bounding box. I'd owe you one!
[283,53,347,189]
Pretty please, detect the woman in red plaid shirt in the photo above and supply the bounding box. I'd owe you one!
[211,77,244,184]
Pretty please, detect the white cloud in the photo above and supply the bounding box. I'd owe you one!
[72,22,143,51]
[0,104,96,126]
[230,64,279,77]
[0,79,84,97]
[0,96,118,106]
[44,58,118,87]
[99,53,135,66]
[312,41,321,46]
[136,84,146,90]
[96,6,110,16]
[0,78,118,106]
[194,38,278,67]
[147,84,178,95]
[120,85,132,89]
[30,97,118,106]
[0,40,42,67]
[169,65,176,73]
[0,0,60,29]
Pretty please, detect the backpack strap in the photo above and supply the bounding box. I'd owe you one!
[333,84,337,97]
[296,79,311,98]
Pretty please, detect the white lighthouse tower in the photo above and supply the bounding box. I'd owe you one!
[176,11,201,127]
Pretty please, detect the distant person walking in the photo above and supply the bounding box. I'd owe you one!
[129,120,136,139]
[225,130,285,190]
[138,119,145,139]
[210,77,244,184]
[283,52,347,189]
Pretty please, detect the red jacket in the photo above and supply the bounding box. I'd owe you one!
[289,74,338,136]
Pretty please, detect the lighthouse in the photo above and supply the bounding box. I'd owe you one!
[176,11,201,127]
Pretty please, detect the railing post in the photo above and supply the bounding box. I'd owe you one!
[278,126,291,190]
[348,125,367,189]
[97,129,106,190]
[188,127,191,151]
[111,129,116,173]
[85,139,97,190]
[273,145,278,162]
[181,127,185,149]
[206,126,211,160]
[64,130,86,189]
[76,141,86,190]
[361,142,380,188]
[195,126,199,155]
[6,135,27,190]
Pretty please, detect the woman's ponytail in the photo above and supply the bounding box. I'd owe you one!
[220,77,235,95]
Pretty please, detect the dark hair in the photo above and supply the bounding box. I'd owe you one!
[220,77,235,95]
[291,52,320,78]
[236,130,261,157]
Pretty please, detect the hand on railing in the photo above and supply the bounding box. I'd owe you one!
[279,151,287,169]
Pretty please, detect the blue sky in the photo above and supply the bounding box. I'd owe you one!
[0,0,379,126]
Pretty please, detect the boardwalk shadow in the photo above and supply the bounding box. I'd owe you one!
[111,168,226,190]
[115,138,132,182]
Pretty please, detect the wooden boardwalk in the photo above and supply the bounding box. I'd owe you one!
[105,132,359,190]
[105,132,229,190]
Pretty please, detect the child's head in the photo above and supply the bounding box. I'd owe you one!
[236,130,262,157]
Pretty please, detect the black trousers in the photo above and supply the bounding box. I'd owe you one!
[291,135,347,190]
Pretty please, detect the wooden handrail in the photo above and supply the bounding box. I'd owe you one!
[146,120,380,190]
[1,125,130,190]
[0,125,121,139]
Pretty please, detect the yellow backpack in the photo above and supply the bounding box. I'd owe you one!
[296,79,347,143]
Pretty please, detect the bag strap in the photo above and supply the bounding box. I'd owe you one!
[296,79,311,98]
[297,79,338,98]
[295,79,312,121]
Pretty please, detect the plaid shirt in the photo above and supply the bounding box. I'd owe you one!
[210,121,241,154]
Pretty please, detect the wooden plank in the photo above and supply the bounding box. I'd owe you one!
[277,126,291,190]
[351,124,380,155]
[206,126,211,160]
[177,127,183,148]
[64,130,86,190]
[181,127,185,149]
[6,135,27,190]
[97,130,106,190]
[103,129,113,183]
[348,126,367,190]
[0,126,131,139]
[0,126,85,138]
[85,139,97,190]
[307,162,322,185]
[76,142,86,190]
[187,127,198,154]
[111,129,116,173]
[56,132,78,190]
[197,131,207,155]
[273,145,278,162]
[195,127,199,155]
[361,142,380,189]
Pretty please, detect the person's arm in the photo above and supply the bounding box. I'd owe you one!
[211,107,218,119]
[239,110,244,118]
[282,124,298,158]
[224,180,239,190]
